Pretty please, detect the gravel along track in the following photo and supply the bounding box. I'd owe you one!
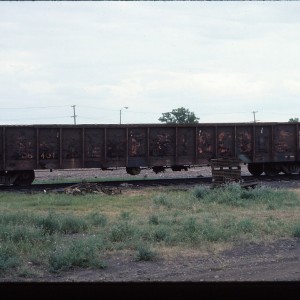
[34,166,215,182]
[34,165,300,190]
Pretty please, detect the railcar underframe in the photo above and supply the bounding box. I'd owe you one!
[0,123,299,186]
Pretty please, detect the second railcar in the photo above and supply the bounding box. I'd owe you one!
[0,123,299,185]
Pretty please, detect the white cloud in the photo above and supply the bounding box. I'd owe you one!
[0,1,300,124]
[282,79,300,95]
[19,81,57,95]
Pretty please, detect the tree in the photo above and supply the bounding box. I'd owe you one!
[288,118,299,123]
[158,107,199,124]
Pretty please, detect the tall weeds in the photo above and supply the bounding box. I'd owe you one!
[0,185,299,276]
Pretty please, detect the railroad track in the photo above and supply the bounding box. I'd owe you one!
[0,176,212,193]
[1,173,300,193]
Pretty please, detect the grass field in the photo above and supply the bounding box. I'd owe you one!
[0,184,299,278]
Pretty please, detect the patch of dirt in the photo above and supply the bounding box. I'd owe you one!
[3,238,299,282]
[69,237,299,282]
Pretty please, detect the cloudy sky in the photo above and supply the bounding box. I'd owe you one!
[0,1,299,125]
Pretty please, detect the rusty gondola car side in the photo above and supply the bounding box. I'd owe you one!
[0,123,299,186]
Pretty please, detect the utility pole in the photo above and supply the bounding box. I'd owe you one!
[119,106,128,124]
[71,105,77,125]
[252,111,258,123]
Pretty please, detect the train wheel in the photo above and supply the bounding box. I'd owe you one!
[264,164,280,176]
[126,167,141,175]
[247,163,263,176]
[152,166,165,174]
[13,170,35,186]
[281,163,300,175]
[171,166,188,172]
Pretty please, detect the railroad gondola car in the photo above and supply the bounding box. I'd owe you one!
[0,122,299,186]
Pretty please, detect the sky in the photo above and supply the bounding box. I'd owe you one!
[0,1,300,125]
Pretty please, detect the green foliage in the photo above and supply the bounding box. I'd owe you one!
[119,211,132,221]
[36,212,88,235]
[135,244,156,261]
[18,268,37,278]
[238,218,255,233]
[0,212,38,226]
[191,184,297,208]
[292,224,300,237]
[192,186,209,199]
[0,185,299,277]
[110,222,135,242]
[158,107,199,124]
[182,217,198,241]
[0,247,20,273]
[153,194,172,208]
[0,225,45,244]
[288,117,299,123]
[36,212,60,235]
[148,214,160,225]
[260,216,285,235]
[86,212,108,227]
[60,215,88,234]
[199,219,226,242]
[49,238,106,272]
[205,184,246,207]
[241,186,275,201]
[154,226,170,242]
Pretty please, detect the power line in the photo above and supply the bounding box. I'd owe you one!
[60,105,260,118]
[0,116,70,121]
[80,105,159,115]
[0,105,70,110]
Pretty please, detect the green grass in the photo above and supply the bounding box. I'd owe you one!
[135,244,156,261]
[36,211,89,235]
[0,184,299,277]
[0,246,20,273]
[292,224,300,237]
[49,237,106,272]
